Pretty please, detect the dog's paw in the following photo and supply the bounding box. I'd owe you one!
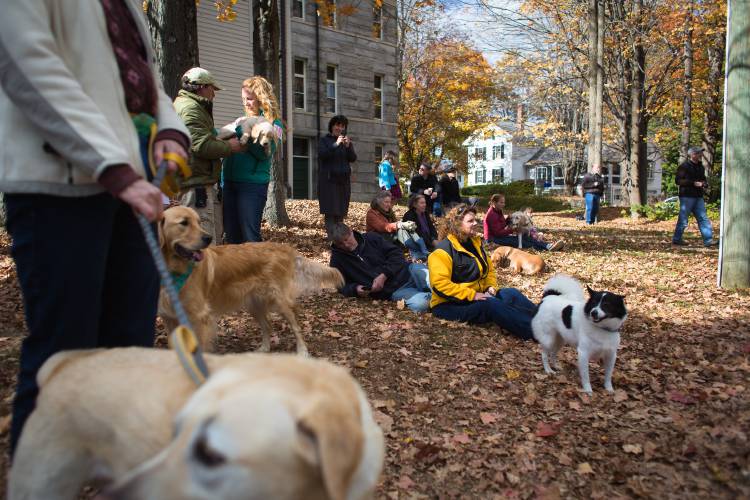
[581,386,593,395]
[604,384,614,393]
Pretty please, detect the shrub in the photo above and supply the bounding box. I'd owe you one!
[624,198,721,221]
[460,180,535,198]
[470,194,567,213]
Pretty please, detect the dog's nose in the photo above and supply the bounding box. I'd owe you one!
[591,310,599,319]
[202,235,213,246]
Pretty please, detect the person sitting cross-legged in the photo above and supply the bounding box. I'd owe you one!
[329,223,431,313]
[484,193,563,251]
[428,204,538,340]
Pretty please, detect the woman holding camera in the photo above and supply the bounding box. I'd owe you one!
[318,115,356,239]
[427,204,537,340]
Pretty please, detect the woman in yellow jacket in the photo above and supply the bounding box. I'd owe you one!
[427,204,537,340]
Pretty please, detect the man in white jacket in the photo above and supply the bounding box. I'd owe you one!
[0,0,190,457]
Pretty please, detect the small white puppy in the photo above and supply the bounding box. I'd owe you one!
[532,274,627,394]
[217,115,278,155]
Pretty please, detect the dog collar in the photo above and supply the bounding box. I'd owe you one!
[170,261,195,292]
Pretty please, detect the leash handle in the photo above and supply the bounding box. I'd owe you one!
[136,160,209,385]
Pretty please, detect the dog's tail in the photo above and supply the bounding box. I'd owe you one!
[541,273,584,302]
[295,256,345,295]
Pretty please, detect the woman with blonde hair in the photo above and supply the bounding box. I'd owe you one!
[427,204,537,340]
[222,76,285,243]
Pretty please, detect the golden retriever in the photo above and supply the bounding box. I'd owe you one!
[158,206,344,355]
[9,348,384,500]
[491,245,545,275]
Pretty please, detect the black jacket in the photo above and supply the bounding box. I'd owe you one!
[675,160,706,198]
[582,172,605,195]
[329,231,410,300]
[403,209,437,249]
[409,173,440,209]
[438,175,461,206]
[317,134,356,216]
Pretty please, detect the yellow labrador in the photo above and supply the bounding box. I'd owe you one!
[9,348,384,500]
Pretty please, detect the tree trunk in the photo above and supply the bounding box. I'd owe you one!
[593,0,604,169]
[586,0,598,172]
[628,0,646,215]
[702,29,725,201]
[145,1,199,98]
[679,2,694,165]
[719,0,750,288]
[254,0,290,227]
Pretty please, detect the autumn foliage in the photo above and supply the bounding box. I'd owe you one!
[399,36,503,173]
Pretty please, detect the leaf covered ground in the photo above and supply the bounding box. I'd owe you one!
[1,200,749,498]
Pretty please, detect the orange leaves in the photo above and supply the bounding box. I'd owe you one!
[400,36,501,170]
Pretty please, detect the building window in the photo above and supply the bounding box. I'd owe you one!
[475,169,486,184]
[647,161,655,180]
[321,0,336,27]
[373,75,383,120]
[292,0,304,19]
[325,65,337,114]
[293,59,306,110]
[372,4,382,38]
[373,144,384,165]
[501,144,505,159]
[492,145,501,160]
[492,168,504,183]
[474,147,486,161]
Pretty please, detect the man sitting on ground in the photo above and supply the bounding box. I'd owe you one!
[329,223,431,313]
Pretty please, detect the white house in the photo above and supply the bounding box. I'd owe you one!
[462,122,663,205]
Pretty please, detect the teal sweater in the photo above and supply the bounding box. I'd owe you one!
[222,117,283,184]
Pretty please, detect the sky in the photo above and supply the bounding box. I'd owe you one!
[440,0,537,64]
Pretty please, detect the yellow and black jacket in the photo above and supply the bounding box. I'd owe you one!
[427,233,497,308]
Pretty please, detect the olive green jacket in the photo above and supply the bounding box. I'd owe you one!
[173,90,231,188]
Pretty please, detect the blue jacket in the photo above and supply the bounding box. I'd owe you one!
[378,160,396,189]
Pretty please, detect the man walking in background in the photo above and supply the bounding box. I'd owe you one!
[672,146,718,247]
[174,67,242,244]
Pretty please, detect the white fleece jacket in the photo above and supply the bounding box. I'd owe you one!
[0,0,189,196]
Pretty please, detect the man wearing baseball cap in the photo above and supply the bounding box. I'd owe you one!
[174,67,242,243]
[672,146,718,247]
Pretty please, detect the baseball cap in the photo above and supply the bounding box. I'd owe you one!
[687,146,705,155]
[183,67,222,90]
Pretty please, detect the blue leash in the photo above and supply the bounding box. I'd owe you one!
[136,162,210,385]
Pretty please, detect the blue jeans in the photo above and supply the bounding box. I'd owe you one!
[431,288,537,340]
[673,196,713,244]
[487,235,548,251]
[585,193,601,224]
[432,200,443,217]
[5,193,159,457]
[390,263,431,313]
[223,181,268,243]
[397,229,430,260]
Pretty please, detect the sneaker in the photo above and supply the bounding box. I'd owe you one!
[704,239,719,247]
[672,240,687,246]
[546,240,565,251]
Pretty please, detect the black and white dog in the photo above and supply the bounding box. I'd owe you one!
[531,274,627,394]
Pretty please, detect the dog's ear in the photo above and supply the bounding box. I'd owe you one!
[158,217,166,250]
[586,285,596,296]
[296,397,363,500]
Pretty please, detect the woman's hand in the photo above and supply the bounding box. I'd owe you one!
[152,139,187,174]
[486,287,497,296]
[473,292,491,301]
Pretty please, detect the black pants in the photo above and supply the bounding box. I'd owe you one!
[5,193,159,456]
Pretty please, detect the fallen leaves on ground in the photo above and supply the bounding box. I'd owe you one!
[0,201,748,498]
